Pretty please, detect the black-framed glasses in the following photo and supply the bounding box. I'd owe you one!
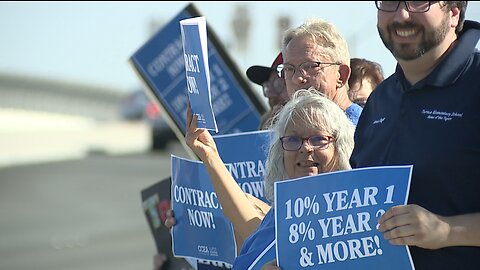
[277,61,340,80]
[279,135,334,151]
[375,1,434,13]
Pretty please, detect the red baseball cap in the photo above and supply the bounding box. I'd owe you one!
[246,52,283,86]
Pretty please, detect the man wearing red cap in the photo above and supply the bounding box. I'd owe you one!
[246,52,289,130]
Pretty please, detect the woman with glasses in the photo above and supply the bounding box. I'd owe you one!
[181,89,355,269]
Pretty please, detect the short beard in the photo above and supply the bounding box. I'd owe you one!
[377,14,450,61]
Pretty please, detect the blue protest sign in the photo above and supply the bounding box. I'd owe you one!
[214,130,272,203]
[274,166,414,270]
[180,16,217,132]
[130,4,266,145]
[171,155,236,265]
[170,130,272,265]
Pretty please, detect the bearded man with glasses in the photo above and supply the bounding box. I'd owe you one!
[350,1,480,270]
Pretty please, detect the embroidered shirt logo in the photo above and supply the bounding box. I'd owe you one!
[373,117,386,124]
[421,109,463,122]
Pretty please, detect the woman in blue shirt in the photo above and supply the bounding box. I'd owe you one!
[184,89,355,269]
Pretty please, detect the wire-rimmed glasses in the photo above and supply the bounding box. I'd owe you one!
[276,61,340,80]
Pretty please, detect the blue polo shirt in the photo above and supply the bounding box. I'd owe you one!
[350,21,480,270]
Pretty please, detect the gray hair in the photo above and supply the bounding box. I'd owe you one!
[282,18,350,65]
[263,89,355,203]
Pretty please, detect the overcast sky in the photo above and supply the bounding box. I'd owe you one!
[1,1,479,92]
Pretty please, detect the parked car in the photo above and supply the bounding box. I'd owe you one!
[119,90,177,150]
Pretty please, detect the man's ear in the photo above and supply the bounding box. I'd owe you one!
[337,63,351,88]
[450,4,460,29]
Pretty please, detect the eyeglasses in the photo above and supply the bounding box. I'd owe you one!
[279,135,334,151]
[277,61,340,80]
[375,1,434,13]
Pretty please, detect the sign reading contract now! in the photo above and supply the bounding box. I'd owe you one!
[180,16,217,132]
[170,130,272,265]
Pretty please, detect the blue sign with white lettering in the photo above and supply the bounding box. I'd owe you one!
[171,155,236,265]
[275,166,414,270]
[130,4,265,138]
[170,130,272,265]
[214,130,272,204]
[180,17,217,132]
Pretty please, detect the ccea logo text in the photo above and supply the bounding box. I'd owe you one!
[198,245,219,257]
